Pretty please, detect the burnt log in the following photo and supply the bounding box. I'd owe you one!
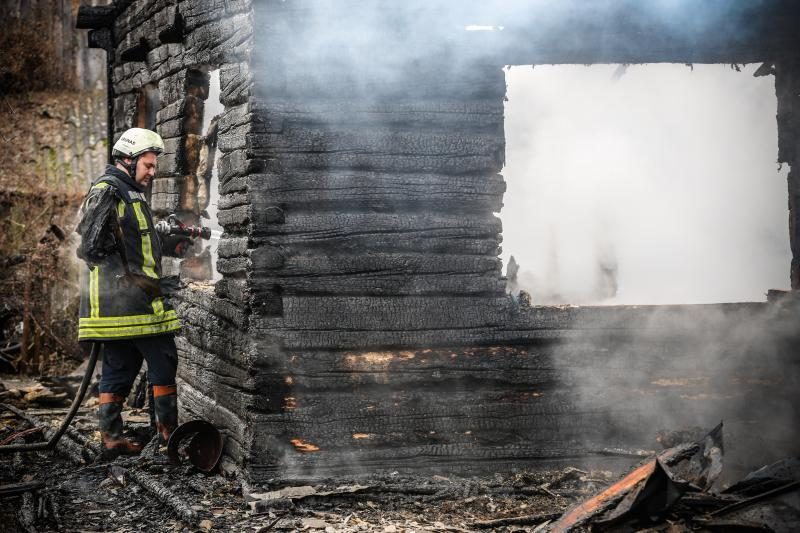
[238,99,505,133]
[248,253,504,296]
[76,5,116,29]
[234,170,506,213]
[235,212,502,250]
[266,296,511,330]
[126,468,197,523]
[247,128,505,175]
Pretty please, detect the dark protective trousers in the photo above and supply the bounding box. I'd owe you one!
[99,333,178,395]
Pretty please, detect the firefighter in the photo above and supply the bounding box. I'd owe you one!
[75,127,180,454]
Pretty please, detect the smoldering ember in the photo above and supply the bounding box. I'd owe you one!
[1,0,800,532]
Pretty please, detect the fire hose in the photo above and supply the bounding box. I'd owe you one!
[0,342,100,453]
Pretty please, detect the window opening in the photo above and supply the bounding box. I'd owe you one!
[178,68,223,282]
[199,69,223,282]
[502,64,790,305]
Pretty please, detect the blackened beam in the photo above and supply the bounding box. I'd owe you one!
[87,28,113,53]
[459,0,800,65]
[264,0,800,66]
[76,5,116,29]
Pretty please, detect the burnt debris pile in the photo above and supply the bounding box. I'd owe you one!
[549,424,800,532]
[3,406,800,531]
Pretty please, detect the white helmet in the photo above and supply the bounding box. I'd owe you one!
[112,128,164,159]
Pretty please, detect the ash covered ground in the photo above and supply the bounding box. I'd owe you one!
[0,403,604,532]
[3,387,800,532]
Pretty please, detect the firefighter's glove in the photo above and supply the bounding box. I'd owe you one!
[159,275,184,297]
[162,234,193,258]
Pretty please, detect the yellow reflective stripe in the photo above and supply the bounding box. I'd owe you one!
[78,318,181,339]
[90,266,100,318]
[132,202,158,279]
[132,201,148,229]
[152,297,164,315]
[141,234,158,278]
[92,182,111,190]
[117,200,126,219]
[79,309,177,327]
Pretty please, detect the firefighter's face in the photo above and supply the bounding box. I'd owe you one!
[134,152,158,187]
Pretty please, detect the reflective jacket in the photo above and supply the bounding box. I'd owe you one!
[77,165,180,340]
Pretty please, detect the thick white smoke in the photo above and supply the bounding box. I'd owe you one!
[502,63,790,305]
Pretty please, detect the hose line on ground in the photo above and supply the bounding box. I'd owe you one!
[0,342,100,454]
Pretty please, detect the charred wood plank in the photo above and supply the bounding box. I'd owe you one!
[246,129,505,175]
[239,170,506,213]
[241,211,501,246]
[260,151,503,176]
[251,271,505,296]
[250,251,500,274]
[126,468,197,523]
[259,327,553,351]
[255,414,616,451]
[265,296,511,331]
[181,0,251,32]
[76,5,116,29]
[247,441,621,481]
[248,252,504,296]
[176,342,279,419]
[277,346,562,390]
[250,55,505,102]
[242,99,504,133]
[0,481,45,498]
[252,233,500,257]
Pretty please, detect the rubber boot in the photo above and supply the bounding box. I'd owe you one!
[153,385,178,442]
[98,393,142,454]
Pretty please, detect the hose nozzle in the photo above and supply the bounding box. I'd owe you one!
[155,214,212,240]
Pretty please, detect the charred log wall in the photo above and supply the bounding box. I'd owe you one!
[86,0,800,482]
